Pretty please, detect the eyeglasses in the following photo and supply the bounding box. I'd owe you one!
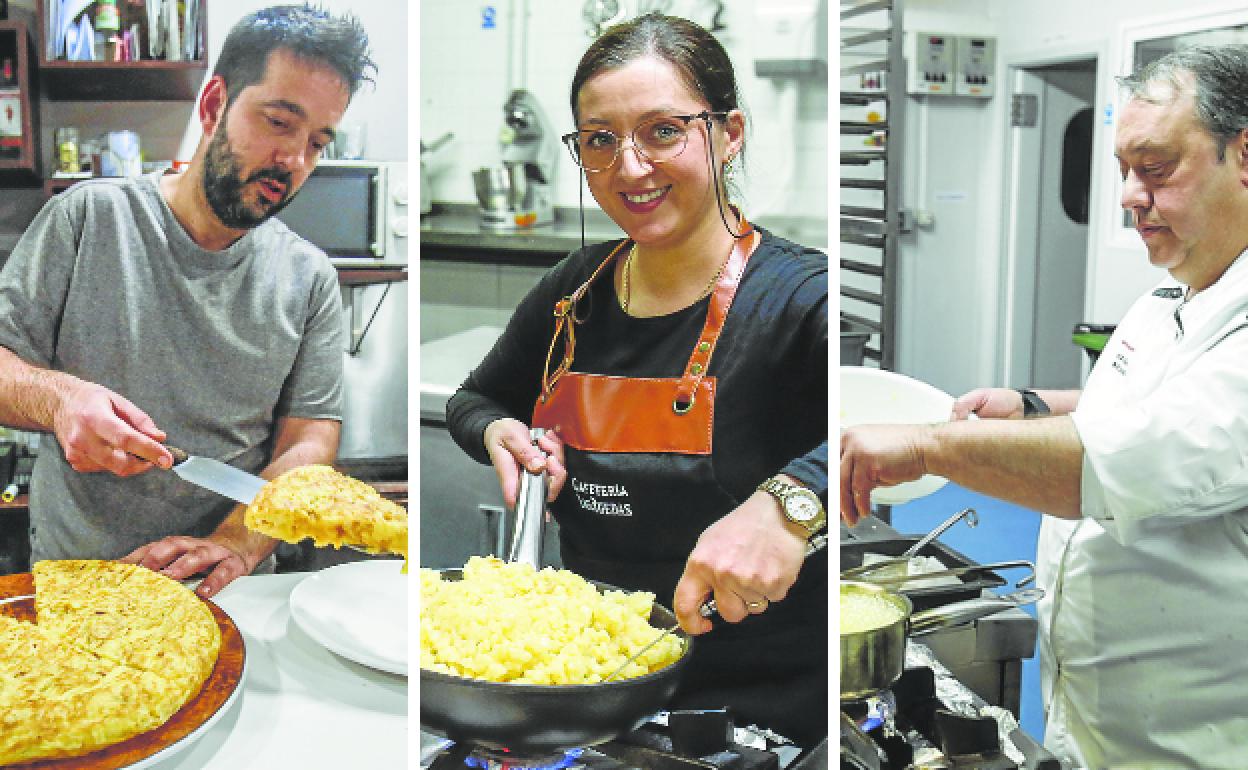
[561,111,729,172]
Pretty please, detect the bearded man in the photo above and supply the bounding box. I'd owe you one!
[0,5,375,598]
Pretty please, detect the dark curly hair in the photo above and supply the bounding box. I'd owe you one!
[212,3,376,103]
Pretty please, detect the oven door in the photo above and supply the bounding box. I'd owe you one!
[277,161,387,262]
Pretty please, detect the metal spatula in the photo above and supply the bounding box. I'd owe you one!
[604,598,717,682]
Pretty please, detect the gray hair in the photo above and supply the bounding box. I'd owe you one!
[1117,43,1248,161]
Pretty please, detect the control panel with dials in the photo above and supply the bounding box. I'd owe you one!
[907,32,996,98]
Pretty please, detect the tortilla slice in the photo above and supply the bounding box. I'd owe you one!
[245,464,408,558]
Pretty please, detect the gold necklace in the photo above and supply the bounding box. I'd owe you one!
[621,242,734,315]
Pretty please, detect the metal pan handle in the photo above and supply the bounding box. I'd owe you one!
[849,559,1038,590]
[909,588,1044,636]
[507,428,547,567]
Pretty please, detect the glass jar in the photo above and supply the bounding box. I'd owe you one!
[55,127,80,174]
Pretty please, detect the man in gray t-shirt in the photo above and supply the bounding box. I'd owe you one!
[0,7,375,600]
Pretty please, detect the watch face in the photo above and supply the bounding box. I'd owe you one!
[786,495,819,523]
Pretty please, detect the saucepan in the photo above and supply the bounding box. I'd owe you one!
[840,580,1043,700]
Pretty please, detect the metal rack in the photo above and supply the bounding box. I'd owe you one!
[840,0,905,369]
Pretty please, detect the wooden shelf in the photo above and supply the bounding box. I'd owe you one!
[35,0,208,101]
[337,268,409,286]
[42,176,83,197]
[37,59,207,100]
[0,494,28,515]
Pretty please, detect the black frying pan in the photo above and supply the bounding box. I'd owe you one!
[419,569,694,754]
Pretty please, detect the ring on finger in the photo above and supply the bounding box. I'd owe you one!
[746,598,768,611]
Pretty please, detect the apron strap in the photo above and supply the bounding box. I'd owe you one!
[673,227,760,412]
[541,220,761,409]
[541,239,630,401]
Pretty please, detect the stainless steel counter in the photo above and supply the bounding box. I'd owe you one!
[419,203,624,261]
[419,203,828,261]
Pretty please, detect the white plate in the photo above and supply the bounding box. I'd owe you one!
[289,560,408,676]
[840,366,957,505]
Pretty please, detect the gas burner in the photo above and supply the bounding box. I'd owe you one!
[842,690,897,733]
[420,710,811,770]
[838,666,1065,770]
[464,746,584,770]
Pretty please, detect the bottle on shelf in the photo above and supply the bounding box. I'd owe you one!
[55,127,80,174]
[95,0,121,62]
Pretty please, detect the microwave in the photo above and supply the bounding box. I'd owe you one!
[276,160,409,267]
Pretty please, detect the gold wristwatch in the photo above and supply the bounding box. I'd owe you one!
[758,475,827,540]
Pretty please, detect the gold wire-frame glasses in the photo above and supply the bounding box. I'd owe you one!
[561,111,729,172]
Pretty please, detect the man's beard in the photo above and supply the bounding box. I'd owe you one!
[201,123,296,229]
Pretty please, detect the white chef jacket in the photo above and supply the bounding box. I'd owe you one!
[1038,250,1248,769]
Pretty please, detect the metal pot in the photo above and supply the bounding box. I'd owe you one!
[839,580,1043,700]
[420,568,694,754]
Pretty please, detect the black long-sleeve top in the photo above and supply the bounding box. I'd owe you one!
[447,227,828,513]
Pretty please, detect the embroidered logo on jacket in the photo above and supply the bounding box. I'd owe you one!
[1108,339,1132,376]
[571,477,633,517]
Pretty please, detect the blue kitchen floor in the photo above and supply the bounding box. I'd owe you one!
[886,483,1046,742]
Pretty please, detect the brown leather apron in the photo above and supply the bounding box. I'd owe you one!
[529,225,828,746]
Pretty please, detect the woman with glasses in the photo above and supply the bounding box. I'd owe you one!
[447,12,827,747]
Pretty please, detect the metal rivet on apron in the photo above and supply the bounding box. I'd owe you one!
[690,363,704,375]
[697,341,711,353]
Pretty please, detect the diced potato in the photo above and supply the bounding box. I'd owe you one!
[419,556,683,684]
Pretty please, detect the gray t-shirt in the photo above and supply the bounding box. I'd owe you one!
[0,172,344,561]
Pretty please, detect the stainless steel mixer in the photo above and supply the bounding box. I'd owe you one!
[472,89,558,230]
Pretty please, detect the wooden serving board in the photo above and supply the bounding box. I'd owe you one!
[0,571,246,769]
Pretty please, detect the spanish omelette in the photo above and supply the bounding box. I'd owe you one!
[0,561,222,766]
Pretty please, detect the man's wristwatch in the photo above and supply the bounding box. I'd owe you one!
[758,475,827,540]
[1016,388,1051,418]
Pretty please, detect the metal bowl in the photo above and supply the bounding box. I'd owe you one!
[472,164,526,211]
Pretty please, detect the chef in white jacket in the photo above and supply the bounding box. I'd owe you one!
[841,43,1248,769]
